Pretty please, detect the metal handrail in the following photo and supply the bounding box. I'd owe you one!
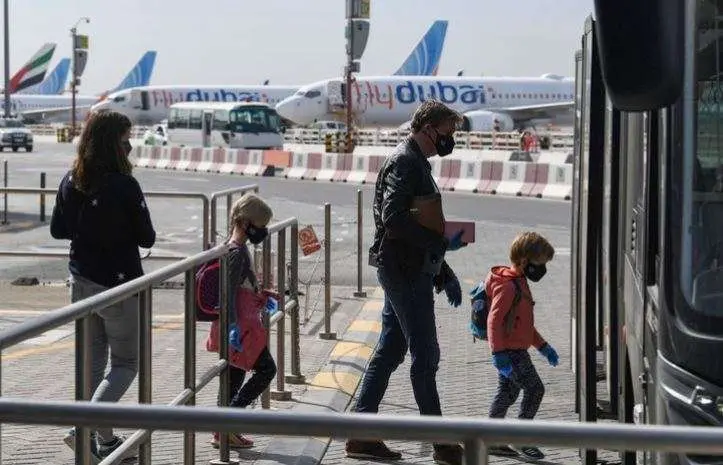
[0,242,231,350]
[1,399,723,462]
[0,187,211,249]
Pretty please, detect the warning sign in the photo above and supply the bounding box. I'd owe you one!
[299,225,321,256]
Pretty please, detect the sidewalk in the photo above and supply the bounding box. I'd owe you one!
[0,281,381,465]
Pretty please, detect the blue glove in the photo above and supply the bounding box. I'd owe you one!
[492,352,513,378]
[444,275,462,307]
[229,326,243,352]
[539,343,559,367]
[446,230,467,252]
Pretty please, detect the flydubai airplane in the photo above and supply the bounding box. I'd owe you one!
[17,58,71,95]
[1,51,157,124]
[275,73,574,131]
[91,20,450,126]
[4,43,57,94]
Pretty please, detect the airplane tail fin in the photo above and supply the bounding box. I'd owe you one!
[110,51,157,93]
[18,58,71,95]
[7,42,57,94]
[393,20,448,76]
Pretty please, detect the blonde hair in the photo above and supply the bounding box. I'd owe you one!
[509,231,555,266]
[229,193,273,232]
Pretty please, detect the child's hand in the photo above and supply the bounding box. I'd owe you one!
[492,352,513,378]
[538,343,559,367]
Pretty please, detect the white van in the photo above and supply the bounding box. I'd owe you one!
[167,101,284,149]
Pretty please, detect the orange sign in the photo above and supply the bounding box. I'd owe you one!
[299,225,321,256]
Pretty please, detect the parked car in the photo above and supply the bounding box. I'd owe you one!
[0,118,33,152]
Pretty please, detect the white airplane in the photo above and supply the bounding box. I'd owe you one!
[91,21,451,126]
[275,74,575,131]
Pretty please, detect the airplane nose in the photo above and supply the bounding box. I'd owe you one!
[276,97,313,125]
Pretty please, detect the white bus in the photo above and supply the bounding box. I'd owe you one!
[167,101,284,149]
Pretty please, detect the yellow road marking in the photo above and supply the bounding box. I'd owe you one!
[309,371,361,396]
[347,320,382,333]
[330,341,373,360]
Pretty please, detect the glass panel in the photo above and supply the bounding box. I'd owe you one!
[229,107,281,133]
[681,0,723,317]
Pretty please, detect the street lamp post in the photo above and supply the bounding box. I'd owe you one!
[3,0,10,118]
[70,17,89,136]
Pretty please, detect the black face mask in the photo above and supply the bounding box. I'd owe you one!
[432,128,455,157]
[246,224,268,244]
[122,140,133,156]
[525,263,547,282]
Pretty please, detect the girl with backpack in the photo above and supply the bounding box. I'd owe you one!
[205,193,277,449]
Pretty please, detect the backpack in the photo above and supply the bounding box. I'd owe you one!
[469,278,522,341]
[195,259,222,321]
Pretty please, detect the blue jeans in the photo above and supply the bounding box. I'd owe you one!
[354,266,442,416]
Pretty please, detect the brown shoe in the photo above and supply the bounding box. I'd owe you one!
[433,444,463,465]
[345,439,402,461]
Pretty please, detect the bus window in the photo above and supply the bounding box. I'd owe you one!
[213,110,229,130]
[172,109,189,129]
[228,107,280,133]
[189,110,202,130]
[680,4,723,320]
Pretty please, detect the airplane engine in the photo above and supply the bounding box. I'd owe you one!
[460,111,514,132]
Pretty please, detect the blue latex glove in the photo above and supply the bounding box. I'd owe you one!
[444,275,462,307]
[446,230,467,252]
[229,326,243,352]
[492,352,513,378]
[539,343,559,367]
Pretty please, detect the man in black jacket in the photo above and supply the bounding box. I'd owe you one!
[345,100,466,465]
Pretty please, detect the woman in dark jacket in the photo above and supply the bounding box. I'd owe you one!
[50,110,156,462]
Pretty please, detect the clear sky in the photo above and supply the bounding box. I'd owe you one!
[3,0,593,95]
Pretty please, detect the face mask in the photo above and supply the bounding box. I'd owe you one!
[122,140,133,156]
[524,263,547,282]
[433,128,455,157]
[246,224,268,244]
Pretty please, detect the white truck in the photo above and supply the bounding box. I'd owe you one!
[0,118,33,152]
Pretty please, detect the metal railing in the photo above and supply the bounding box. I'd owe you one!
[0,398,723,465]
[0,215,303,465]
[0,187,211,251]
[208,185,260,248]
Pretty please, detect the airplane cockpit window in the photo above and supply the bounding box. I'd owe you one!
[304,90,321,99]
[681,0,723,320]
[113,96,126,102]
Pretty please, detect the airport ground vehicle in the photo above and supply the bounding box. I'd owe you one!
[0,118,33,152]
[167,101,284,149]
[572,3,723,465]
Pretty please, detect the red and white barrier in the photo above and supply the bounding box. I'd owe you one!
[130,145,573,200]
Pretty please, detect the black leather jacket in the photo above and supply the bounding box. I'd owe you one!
[369,137,457,286]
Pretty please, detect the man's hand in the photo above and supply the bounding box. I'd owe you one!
[446,230,467,251]
[444,274,462,307]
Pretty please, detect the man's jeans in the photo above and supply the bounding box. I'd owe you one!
[354,266,442,416]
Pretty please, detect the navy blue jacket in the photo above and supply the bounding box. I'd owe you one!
[50,171,156,288]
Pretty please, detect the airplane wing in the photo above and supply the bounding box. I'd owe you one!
[491,101,575,121]
[19,105,94,124]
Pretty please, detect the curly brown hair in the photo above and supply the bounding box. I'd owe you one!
[71,110,133,193]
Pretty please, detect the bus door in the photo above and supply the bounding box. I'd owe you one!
[140,90,150,111]
[202,111,213,147]
[573,16,607,465]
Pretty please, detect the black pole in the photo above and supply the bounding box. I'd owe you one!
[39,172,45,222]
[70,27,76,137]
[3,0,10,118]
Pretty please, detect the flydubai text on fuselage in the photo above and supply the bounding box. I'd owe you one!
[275,75,575,129]
[91,85,298,125]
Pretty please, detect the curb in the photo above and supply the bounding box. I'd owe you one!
[257,286,385,465]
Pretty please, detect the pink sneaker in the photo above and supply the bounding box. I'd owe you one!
[211,432,254,449]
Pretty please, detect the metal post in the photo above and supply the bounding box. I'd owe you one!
[210,198,218,248]
[2,159,7,225]
[345,0,354,154]
[226,194,232,237]
[202,197,210,250]
[3,0,9,119]
[39,172,46,222]
[286,223,305,384]
[260,238,272,409]
[320,203,336,340]
[353,189,366,297]
[463,439,489,465]
[70,27,77,137]
[138,289,153,464]
[210,253,238,465]
[183,269,197,465]
[74,315,92,465]
[271,229,291,401]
